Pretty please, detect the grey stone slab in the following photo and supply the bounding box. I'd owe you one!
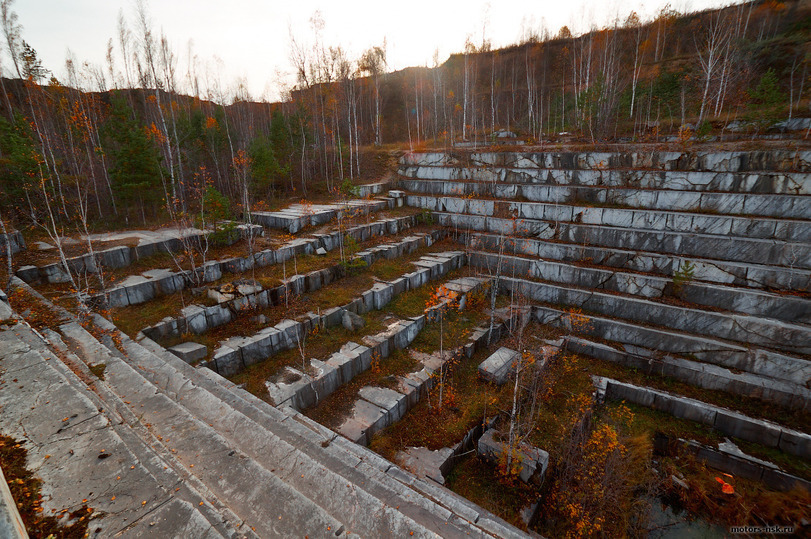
[478,347,520,384]
[652,393,717,426]
[396,446,454,485]
[120,275,156,305]
[359,386,408,423]
[713,410,782,448]
[777,430,811,459]
[168,342,208,364]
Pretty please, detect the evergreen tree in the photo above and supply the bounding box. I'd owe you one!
[104,93,163,220]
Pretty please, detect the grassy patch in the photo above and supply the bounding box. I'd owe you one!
[369,341,513,460]
[582,355,811,433]
[446,455,535,531]
[305,347,420,429]
[229,312,388,399]
[619,402,811,481]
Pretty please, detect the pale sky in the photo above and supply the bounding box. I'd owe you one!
[10,0,738,101]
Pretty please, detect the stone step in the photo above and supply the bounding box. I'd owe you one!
[0,323,242,538]
[141,230,445,341]
[124,331,530,539]
[401,149,811,174]
[465,232,810,292]
[334,312,510,448]
[501,276,810,355]
[199,251,466,377]
[437,212,811,271]
[58,320,378,537]
[85,315,513,537]
[398,177,809,219]
[564,335,810,411]
[594,377,811,459]
[267,316,425,410]
[251,198,392,233]
[470,250,811,323]
[531,304,810,387]
[98,214,425,308]
[406,194,811,242]
[399,164,811,195]
[125,319,528,538]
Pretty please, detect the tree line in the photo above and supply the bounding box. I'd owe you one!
[0,0,808,230]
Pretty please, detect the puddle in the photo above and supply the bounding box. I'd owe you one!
[646,496,726,538]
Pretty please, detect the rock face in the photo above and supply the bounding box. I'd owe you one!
[342,309,365,331]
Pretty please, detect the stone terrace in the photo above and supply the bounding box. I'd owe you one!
[0,193,526,537]
[2,147,810,536]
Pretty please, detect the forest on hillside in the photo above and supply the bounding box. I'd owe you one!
[0,0,808,231]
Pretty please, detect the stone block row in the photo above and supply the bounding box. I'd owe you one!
[595,377,811,459]
[466,232,809,292]
[667,437,811,493]
[470,251,811,323]
[336,317,514,447]
[267,316,424,410]
[99,215,425,309]
[263,265,478,407]
[199,251,465,377]
[533,305,810,387]
[566,336,810,411]
[400,164,811,195]
[251,198,391,233]
[438,212,811,271]
[406,194,811,242]
[399,178,809,219]
[402,149,811,173]
[141,231,444,340]
[14,226,259,285]
[504,276,811,356]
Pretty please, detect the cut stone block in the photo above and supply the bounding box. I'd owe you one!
[396,446,454,485]
[478,429,548,484]
[167,342,208,364]
[359,386,408,423]
[478,347,520,384]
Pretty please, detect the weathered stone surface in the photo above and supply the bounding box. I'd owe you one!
[478,429,548,484]
[396,446,454,485]
[207,288,234,303]
[168,342,208,364]
[342,309,365,331]
[478,347,520,384]
[120,274,156,305]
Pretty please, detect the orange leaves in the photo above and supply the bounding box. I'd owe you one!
[715,475,735,495]
[144,122,166,144]
[424,284,459,314]
[232,149,252,171]
[205,116,219,130]
[564,306,591,333]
